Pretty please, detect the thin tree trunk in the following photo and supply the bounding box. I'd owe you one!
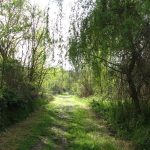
[1,59,5,88]
[127,72,141,114]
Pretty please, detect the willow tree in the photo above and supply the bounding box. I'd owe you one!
[69,0,150,114]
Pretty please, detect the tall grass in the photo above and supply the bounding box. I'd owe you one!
[90,96,150,150]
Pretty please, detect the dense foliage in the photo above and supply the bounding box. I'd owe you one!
[69,0,150,113]
[0,0,50,130]
[69,0,150,149]
[0,0,150,149]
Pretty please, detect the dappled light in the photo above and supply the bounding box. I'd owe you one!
[0,95,133,150]
[0,0,150,149]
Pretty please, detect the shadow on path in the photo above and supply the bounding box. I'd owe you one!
[0,95,133,150]
[31,95,133,150]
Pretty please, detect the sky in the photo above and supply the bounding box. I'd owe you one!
[28,0,94,70]
[29,0,77,70]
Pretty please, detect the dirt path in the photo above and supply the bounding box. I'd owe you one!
[0,95,133,150]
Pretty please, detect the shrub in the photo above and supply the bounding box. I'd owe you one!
[0,85,45,131]
[90,96,150,149]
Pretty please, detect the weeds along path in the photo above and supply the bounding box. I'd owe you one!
[0,95,133,150]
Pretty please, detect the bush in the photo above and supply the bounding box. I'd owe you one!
[132,126,150,150]
[0,85,45,131]
[90,96,150,149]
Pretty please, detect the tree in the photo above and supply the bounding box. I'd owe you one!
[69,0,150,114]
[0,0,52,129]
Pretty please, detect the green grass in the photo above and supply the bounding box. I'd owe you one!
[0,95,133,150]
[90,96,150,150]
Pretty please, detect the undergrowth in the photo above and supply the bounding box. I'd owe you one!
[0,87,51,131]
[90,96,150,150]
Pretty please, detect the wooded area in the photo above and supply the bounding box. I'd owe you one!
[0,0,50,129]
[0,0,150,150]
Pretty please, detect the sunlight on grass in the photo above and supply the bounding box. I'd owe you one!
[0,95,133,150]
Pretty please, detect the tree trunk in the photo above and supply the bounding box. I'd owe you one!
[127,73,141,114]
[125,48,142,115]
